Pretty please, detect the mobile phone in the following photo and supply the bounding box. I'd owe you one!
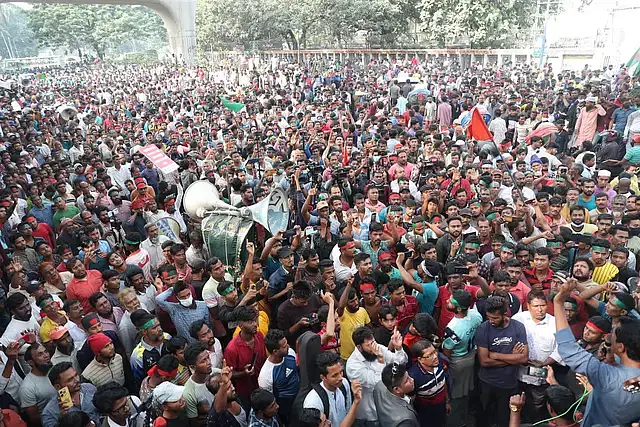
[249,353,258,371]
[58,386,74,410]
[308,317,320,326]
[16,333,31,346]
[454,266,469,275]
[528,366,548,378]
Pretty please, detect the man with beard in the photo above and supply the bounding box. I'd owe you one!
[475,296,528,427]
[224,306,267,407]
[108,188,132,224]
[435,216,463,264]
[65,257,104,314]
[1,293,40,347]
[88,292,124,333]
[295,249,322,289]
[589,238,618,285]
[42,362,100,427]
[82,333,126,388]
[574,97,606,149]
[561,205,597,236]
[354,221,398,270]
[130,310,168,386]
[346,326,407,425]
[20,343,57,427]
[577,178,597,211]
[141,223,170,275]
[49,326,82,373]
[577,315,611,358]
[258,329,301,424]
[207,362,247,427]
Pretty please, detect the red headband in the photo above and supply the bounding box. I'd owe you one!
[360,283,376,293]
[586,321,606,335]
[342,241,356,250]
[147,365,179,378]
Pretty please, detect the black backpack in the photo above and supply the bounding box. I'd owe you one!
[310,382,349,419]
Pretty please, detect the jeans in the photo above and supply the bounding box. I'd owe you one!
[476,380,518,427]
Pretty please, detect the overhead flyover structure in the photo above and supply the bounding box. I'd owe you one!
[1,0,197,64]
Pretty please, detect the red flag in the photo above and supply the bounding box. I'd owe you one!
[342,143,349,166]
[467,108,493,141]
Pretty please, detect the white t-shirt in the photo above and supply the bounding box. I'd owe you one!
[258,348,296,392]
[0,315,40,347]
[208,339,223,373]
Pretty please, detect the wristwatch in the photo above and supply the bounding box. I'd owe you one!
[509,404,521,413]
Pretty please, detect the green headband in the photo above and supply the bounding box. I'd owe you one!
[140,318,156,330]
[450,297,461,308]
[613,297,630,311]
[501,245,513,251]
[547,241,562,247]
[563,301,578,310]
[487,213,497,221]
[465,243,480,249]
[220,284,235,297]
[124,238,140,245]
[38,297,54,310]
[592,246,608,253]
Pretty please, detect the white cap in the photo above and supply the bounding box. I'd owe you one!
[153,382,184,405]
[598,170,611,178]
[585,96,597,103]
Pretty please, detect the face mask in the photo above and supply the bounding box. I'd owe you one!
[179,296,193,307]
[278,169,284,175]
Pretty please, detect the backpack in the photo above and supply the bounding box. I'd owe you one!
[311,381,350,419]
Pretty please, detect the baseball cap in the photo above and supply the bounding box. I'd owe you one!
[49,326,69,341]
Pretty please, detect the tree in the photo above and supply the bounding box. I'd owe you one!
[0,5,38,59]
[418,0,534,48]
[28,5,167,59]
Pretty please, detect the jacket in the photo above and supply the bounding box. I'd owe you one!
[373,380,419,427]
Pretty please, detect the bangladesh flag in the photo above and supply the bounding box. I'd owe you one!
[220,97,245,113]
[627,47,640,75]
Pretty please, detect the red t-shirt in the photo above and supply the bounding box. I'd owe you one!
[66,269,103,313]
[435,284,481,334]
[33,223,54,249]
[393,295,419,329]
[223,332,267,399]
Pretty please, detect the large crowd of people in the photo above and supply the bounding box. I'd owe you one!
[0,54,638,427]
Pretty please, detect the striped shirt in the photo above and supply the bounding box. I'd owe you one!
[82,353,125,387]
[408,362,447,405]
[592,262,619,285]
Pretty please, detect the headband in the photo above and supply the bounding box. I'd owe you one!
[360,283,376,293]
[450,297,461,308]
[140,318,156,330]
[547,241,562,247]
[465,243,480,249]
[342,241,356,250]
[420,261,430,277]
[586,320,606,334]
[563,301,578,310]
[591,246,608,252]
[219,284,235,297]
[501,245,513,252]
[613,297,630,311]
[38,297,54,310]
[147,365,179,378]
[162,270,178,279]
[124,238,140,245]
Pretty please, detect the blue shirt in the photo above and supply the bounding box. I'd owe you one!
[28,204,54,228]
[611,107,636,133]
[42,383,100,427]
[555,327,640,426]
[78,240,112,272]
[412,272,439,315]
[577,194,596,211]
[475,318,527,389]
[155,289,211,343]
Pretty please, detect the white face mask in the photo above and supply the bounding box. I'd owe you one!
[179,296,193,307]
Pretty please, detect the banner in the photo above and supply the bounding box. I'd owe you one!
[138,144,179,174]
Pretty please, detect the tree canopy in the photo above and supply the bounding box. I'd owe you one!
[27,5,167,59]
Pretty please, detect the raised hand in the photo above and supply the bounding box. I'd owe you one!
[246,241,255,256]
[351,379,362,402]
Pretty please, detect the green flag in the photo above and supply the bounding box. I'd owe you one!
[626,47,640,70]
[220,97,245,113]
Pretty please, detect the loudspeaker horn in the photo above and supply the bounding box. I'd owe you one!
[242,188,289,234]
[183,180,239,219]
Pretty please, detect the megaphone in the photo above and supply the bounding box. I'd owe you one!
[183,180,289,234]
[183,180,238,219]
[242,188,289,234]
[56,104,78,121]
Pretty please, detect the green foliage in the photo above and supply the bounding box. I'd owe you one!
[0,5,38,59]
[27,5,167,59]
[418,0,534,48]
[196,0,420,53]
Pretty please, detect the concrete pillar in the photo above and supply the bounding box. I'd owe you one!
[145,0,197,64]
[483,54,488,67]
[511,53,516,64]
